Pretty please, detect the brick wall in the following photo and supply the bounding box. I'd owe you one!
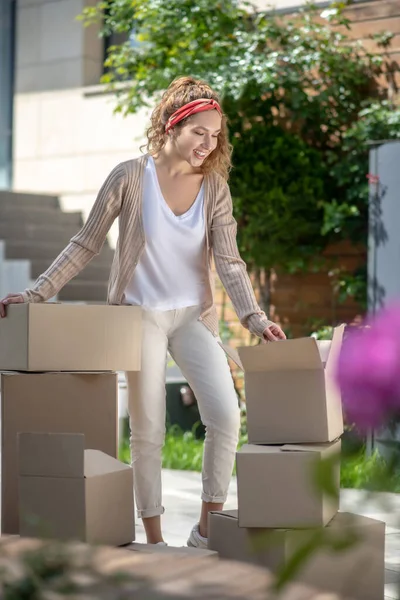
[340,1,400,94]
[344,0,400,53]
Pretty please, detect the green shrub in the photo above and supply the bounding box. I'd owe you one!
[341,448,400,492]
[119,420,400,491]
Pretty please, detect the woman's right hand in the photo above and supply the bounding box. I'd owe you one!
[0,293,24,318]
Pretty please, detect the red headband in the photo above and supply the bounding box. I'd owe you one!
[165,98,222,134]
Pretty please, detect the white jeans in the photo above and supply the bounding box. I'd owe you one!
[125,305,241,519]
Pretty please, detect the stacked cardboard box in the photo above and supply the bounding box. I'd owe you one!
[18,432,134,546]
[212,327,385,600]
[0,303,141,545]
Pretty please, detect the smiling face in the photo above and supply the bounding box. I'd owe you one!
[169,110,222,168]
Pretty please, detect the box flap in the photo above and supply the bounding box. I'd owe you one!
[315,340,331,365]
[328,512,386,530]
[1,371,116,377]
[18,432,84,478]
[218,343,244,371]
[238,444,282,455]
[210,509,238,520]
[84,449,132,478]
[280,442,339,453]
[325,324,346,375]
[238,338,323,372]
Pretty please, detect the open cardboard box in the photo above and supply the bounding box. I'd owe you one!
[208,510,385,600]
[18,432,134,546]
[1,371,118,535]
[236,441,341,528]
[0,303,142,371]
[220,325,344,444]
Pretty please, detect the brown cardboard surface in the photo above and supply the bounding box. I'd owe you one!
[237,325,345,444]
[19,433,134,546]
[208,510,385,600]
[236,441,340,528]
[0,303,142,371]
[1,371,118,534]
[125,543,218,559]
[208,509,285,571]
[239,338,323,372]
[84,449,132,477]
[19,476,86,541]
[85,468,134,546]
[18,432,85,478]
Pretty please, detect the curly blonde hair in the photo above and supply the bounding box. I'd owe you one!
[144,76,232,181]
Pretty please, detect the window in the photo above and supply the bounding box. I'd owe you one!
[103,28,141,74]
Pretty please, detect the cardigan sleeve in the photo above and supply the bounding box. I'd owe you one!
[210,180,274,338]
[21,162,126,304]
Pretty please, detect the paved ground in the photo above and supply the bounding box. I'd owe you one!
[135,469,400,600]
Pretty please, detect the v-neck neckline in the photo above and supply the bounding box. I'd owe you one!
[148,155,205,219]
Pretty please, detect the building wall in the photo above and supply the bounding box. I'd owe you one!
[13,85,148,246]
[0,0,16,189]
[15,0,103,92]
[13,0,148,246]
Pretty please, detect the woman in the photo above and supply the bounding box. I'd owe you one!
[0,76,286,548]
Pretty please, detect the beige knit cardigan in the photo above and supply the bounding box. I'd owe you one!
[22,154,272,338]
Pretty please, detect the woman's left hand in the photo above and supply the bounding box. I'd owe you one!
[262,323,286,342]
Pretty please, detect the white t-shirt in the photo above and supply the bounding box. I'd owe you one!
[124,156,207,310]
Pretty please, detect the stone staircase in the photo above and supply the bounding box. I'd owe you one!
[0,190,113,302]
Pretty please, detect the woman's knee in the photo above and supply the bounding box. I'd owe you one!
[130,425,165,451]
[204,402,241,439]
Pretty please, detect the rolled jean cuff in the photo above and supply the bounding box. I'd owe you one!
[137,506,165,519]
[201,491,227,503]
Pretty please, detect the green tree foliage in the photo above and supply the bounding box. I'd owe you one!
[80,0,400,311]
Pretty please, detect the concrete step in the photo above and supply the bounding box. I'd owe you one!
[0,191,113,303]
[30,258,112,281]
[5,240,115,262]
[58,280,109,303]
[0,205,83,227]
[0,222,80,244]
[0,191,59,209]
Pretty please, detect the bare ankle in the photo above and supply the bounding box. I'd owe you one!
[199,500,224,538]
[199,522,207,538]
[142,515,164,544]
[146,532,165,543]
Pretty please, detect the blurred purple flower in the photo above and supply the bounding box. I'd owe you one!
[336,302,400,431]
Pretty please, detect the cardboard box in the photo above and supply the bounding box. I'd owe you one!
[221,325,344,444]
[236,441,340,528]
[1,371,118,534]
[0,303,142,371]
[18,432,134,546]
[126,543,218,559]
[209,510,385,600]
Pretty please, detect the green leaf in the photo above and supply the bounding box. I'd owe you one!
[76,0,399,314]
[313,448,341,501]
[274,530,325,591]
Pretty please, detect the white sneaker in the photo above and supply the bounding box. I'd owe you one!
[156,541,168,546]
[187,523,208,549]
